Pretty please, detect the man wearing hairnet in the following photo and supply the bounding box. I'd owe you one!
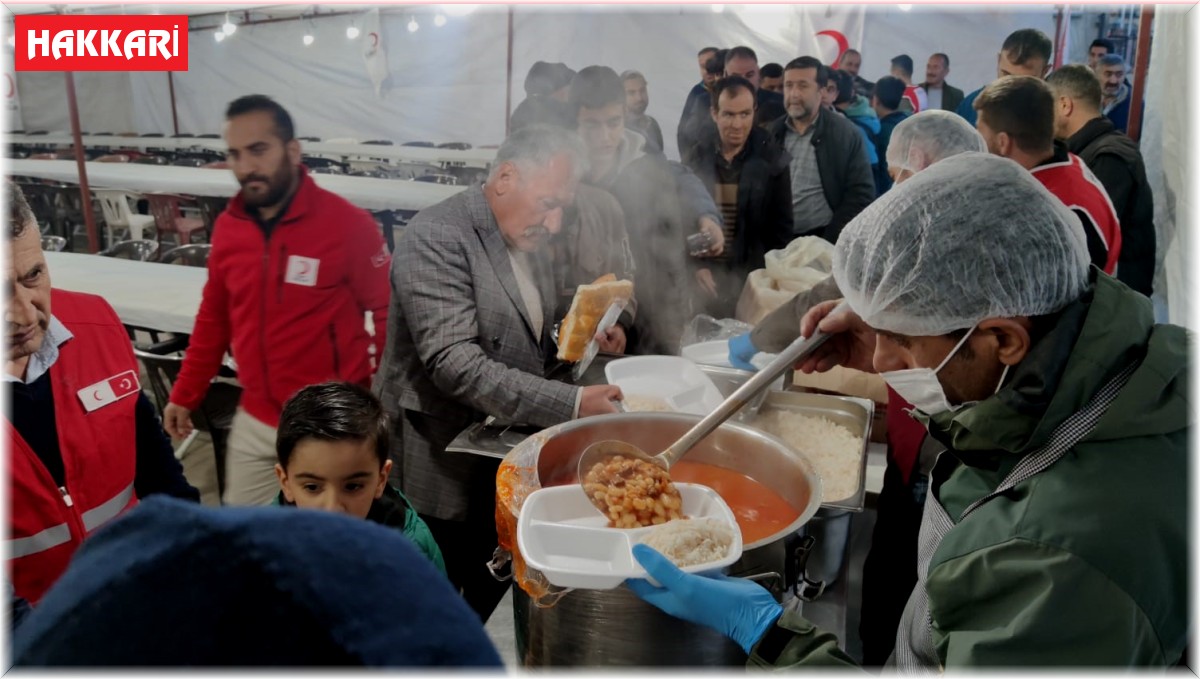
[638,153,1188,668]
[730,109,990,664]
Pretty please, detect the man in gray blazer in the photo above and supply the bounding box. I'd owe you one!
[373,125,623,621]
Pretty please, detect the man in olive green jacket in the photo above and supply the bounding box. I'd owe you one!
[629,153,1189,669]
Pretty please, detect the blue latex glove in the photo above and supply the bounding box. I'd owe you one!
[626,544,783,655]
[728,332,759,372]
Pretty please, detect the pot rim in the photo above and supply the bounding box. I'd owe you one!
[532,412,824,550]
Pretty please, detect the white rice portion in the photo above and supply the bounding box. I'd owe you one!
[623,394,674,412]
[638,517,734,567]
[750,411,863,502]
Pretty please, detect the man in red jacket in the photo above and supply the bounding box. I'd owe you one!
[5,182,198,609]
[164,95,390,506]
[974,76,1122,275]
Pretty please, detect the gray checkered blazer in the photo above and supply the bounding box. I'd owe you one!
[372,185,578,520]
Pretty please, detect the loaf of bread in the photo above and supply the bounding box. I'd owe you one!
[556,275,634,362]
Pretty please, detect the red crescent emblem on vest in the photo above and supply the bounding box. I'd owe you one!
[816,30,850,67]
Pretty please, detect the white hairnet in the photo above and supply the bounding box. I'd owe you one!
[886,110,988,174]
[833,152,1091,336]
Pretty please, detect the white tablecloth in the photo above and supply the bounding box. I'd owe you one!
[46,251,205,335]
[8,159,464,212]
[9,133,496,168]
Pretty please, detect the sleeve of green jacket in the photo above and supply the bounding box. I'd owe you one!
[928,538,1169,666]
[749,275,842,353]
[746,610,860,668]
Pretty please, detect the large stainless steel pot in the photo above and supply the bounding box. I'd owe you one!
[512,412,823,666]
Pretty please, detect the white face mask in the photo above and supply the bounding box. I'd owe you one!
[881,324,1010,416]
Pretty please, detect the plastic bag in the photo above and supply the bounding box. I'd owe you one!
[735,269,798,325]
[680,314,754,347]
[494,426,575,608]
[763,236,834,293]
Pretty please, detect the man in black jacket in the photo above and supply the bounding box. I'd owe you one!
[686,76,793,317]
[1048,64,1156,295]
[766,56,875,243]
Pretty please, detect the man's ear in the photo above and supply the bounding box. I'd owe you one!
[996,131,1014,158]
[286,138,302,167]
[492,161,519,195]
[376,459,393,499]
[979,317,1033,367]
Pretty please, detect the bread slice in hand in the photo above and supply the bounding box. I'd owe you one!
[557,275,635,362]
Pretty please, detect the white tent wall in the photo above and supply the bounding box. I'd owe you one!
[13,70,135,133]
[854,5,1056,94]
[1141,5,1191,328]
[15,4,1061,151]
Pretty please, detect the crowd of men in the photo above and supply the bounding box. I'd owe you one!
[5,22,1184,671]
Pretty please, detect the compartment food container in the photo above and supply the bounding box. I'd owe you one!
[604,356,724,415]
[517,483,743,590]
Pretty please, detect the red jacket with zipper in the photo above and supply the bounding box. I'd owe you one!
[6,290,139,604]
[169,167,390,427]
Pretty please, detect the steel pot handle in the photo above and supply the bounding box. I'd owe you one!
[790,535,826,601]
[487,547,514,582]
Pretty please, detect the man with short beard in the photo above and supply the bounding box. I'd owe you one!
[164,95,391,507]
[766,56,875,242]
[622,69,664,152]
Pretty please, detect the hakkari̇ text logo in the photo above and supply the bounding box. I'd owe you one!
[14,15,189,71]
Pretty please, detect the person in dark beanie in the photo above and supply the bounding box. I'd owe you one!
[509,61,576,132]
[11,497,504,667]
[871,76,911,193]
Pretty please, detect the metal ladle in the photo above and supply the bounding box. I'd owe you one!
[577,302,847,512]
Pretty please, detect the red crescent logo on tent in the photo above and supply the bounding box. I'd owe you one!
[369,32,379,47]
[816,30,850,67]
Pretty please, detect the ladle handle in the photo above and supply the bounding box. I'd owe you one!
[661,301,848,467]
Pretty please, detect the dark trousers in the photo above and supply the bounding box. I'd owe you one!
[858,454,929,666]
[421,507,512,624]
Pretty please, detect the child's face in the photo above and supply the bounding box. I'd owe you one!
[275,439,391,519]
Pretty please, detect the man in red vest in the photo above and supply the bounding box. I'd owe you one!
[5,183,198,608]
[974,76,1122,275]
[162,95,391,506]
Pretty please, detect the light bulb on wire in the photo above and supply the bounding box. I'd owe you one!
[434,14,447,27]
[214,30,226,43]
[346,24,360,39]
[303,33,314,46]
[407,17,419,32]
[222,13,237,36]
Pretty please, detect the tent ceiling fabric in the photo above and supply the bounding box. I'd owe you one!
[14,5,1055,155]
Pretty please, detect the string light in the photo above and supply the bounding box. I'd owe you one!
[407,17,419,32]
[214,30,226,43]
[221,13,237,36]
[434,14,447,27]
[303,33,314,46]
[346,23,360,39]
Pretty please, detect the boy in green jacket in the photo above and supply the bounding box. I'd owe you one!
[629,153,1188,669]
[273,382,445,574]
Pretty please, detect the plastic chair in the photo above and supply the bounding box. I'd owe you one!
[132,155,170,166]
[95,189,156,243]
[133,344,240,499]
[40,235,67,252]
[160,244,212,267]
[100,239,159,261]
[194,196,228,240]
[145,193,207,247]
[414,173,459,185]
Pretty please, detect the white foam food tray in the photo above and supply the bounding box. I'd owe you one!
[681,340,777,371]
[517,483,744,590]
[605,355,724,415]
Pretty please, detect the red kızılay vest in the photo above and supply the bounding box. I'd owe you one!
[5,289,140,604]
[1030,152,1123,275]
